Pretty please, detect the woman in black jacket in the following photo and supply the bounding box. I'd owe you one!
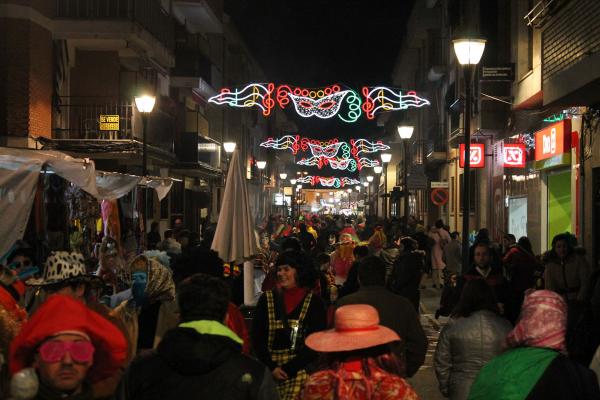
[252,251,327,400]
[388,237,425,312]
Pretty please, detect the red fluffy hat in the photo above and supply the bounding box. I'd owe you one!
[9,294,128,383]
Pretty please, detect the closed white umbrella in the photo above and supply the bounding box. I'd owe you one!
[211,149,259,305]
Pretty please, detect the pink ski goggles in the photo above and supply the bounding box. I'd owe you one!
[38,340,95,363]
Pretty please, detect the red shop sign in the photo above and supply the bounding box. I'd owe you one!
[459,143,485,168]
[534,120,571,161]
[503,143,526,168]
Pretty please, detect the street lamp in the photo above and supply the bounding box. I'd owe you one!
[398,125,414,223]
[135,94,155,234]
[256,160,267,170]
[366,175,374,183]
[374,166,383,174]
[453,35,486,274]
[256,161,266,219]
[279,173,288,180]
[381,153,392,220]
[223,142,237,154]
[290,178,297,185]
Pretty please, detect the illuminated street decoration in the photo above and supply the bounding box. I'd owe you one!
[277,84,362,123]
[260,135,385,171]
[210,83,430,121]
[350,139,390,156]
[362,87,430,120]
[208,83,275,116]
[295,175,361,188]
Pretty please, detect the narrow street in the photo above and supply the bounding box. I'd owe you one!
[408,285,448,400]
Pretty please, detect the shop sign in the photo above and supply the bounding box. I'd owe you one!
[99,115,119,131]
[534,120,571,170]
[430,181,449,189]
[503,144,526,168]
[459,143,485,168]
[480,65,515,81]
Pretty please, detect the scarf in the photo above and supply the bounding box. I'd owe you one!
[506,289,567,354]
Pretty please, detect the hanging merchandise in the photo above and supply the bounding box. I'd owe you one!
[208,83,429,122]
[101,199,121,242]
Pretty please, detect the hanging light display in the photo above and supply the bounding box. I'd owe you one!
[209,83,429,122]
[259,135,386,171]
[361,87,430,120]
[295,175,361,188]
[276,84,362,123]
[208,83,275,116]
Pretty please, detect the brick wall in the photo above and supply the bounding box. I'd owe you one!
[0,17,52,138]
[543,0,600,83]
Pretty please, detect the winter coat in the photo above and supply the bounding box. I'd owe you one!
[336,285,428,377]
[443,239,462,274]
[468,347,600,400]
[462,264,507,305]
[543,252,592,303]
[118,324,278,400]
[429,228,451,269]
[388,250,425,311]
[434,310,512,400]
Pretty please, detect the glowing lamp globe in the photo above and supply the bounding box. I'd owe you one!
[374,166,383,174]
[381,153,392,164]
[452,38,486,65]
[397,125,414,139]
[223,142,237,153]
[256,161,266,170]
[290,178,297,185]
[367,175,374,182]
[135,95,156,113]
[279,173,288,180]
[363,182,369,187]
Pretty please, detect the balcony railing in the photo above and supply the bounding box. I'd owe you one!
[53,97,133,140]
[55,0,174,51]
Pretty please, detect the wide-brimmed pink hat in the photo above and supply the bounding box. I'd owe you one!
[306,304,400,352]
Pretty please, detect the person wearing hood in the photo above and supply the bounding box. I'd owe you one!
[118,273,278,400]
[468,290,600,399]
[9,295,128,400]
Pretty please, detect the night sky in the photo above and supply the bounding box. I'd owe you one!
[225,0,415,175]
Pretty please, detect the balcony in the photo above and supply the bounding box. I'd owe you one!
[425,139,448,164]
[55,0,175,66]
[51,96,175,159]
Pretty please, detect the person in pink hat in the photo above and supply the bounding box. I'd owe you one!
[301,304,419,400]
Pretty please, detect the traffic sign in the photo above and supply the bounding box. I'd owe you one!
[431,181,449,189]
[431,188,449,206]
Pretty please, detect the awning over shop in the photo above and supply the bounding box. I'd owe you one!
[0,147,174,258]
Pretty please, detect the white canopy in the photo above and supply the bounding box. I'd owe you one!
[0,147,173,258]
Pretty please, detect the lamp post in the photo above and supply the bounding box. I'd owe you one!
[453,35,486,273]
[256,161,266,219]
[134,94,155,235]
[380,153,392,220]
[397,125,414,224]
[366,175,373,215]
[373,166,382,218]
[290,178,297,218]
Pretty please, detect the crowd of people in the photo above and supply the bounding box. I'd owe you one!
[2,212,600,399]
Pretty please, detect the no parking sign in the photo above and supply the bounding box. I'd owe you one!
[430,188,449,206]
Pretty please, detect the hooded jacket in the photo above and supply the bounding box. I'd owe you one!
[118,322,278,400]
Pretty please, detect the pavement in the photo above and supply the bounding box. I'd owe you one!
[407,280,449,400]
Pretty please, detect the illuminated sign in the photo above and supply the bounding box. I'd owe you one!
[362,87,430,120]
[99,115,119,131]
[534,120,571,170]
[459,143,485,168]
[503,144,526,168]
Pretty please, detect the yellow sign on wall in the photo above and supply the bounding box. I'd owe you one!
[99,115,119,131]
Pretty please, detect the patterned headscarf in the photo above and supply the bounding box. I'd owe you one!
[506,289,567,354]
[146,258,176,304]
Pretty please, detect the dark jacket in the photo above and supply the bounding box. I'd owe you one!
[252,290,327,377]
[462,264,507,305]
[336,285,428,377]
[388,250,425,311]
[118,327,278,400]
